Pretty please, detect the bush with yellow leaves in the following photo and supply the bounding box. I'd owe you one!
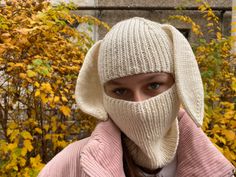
[0,0,108,176]
[169,0,236,167]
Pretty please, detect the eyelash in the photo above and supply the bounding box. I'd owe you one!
[113,88,127,95]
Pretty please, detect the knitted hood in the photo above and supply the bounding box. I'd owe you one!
[75,17,204,127]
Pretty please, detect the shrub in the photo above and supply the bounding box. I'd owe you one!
[0,0,108,176]
[169,0,236,166]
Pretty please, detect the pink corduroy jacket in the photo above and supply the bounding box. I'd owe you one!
[38,110,235,177]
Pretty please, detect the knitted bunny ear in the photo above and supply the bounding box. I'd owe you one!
[161,25,204,127]
[75,40,108,120]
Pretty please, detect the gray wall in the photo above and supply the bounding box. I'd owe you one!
[97,0,230,7]
[95,0,231,42]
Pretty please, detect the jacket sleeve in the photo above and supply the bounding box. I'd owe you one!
[38,138,89,177]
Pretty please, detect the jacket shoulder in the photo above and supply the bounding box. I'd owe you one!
[79,119,125,177]
[177,110,235,177]
[38,138,89,177]
[38,119,125,177]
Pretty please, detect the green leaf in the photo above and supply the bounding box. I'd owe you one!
[32,59,43,66]
[27,70,37,77]
[21,131,33,140]
[27,64,34,70]
[88,26,93,32]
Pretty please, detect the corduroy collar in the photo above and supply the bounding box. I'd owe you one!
[80,109,235,177]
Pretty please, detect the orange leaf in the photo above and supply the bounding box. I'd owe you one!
[60,106,71,116]
[222,130,235,141]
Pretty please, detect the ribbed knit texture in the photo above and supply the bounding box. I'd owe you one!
[103,85,180,169]
[75,16,204,128]
[73,16,207,175]
[98,17,174,84]
[97,16,180,169]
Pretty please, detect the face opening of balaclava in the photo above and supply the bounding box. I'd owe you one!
[98,17,180,169]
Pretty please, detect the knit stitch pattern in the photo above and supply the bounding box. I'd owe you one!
[103,85,180,169]
[98,17,174,84]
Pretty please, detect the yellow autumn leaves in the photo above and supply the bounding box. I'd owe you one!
[2,122,44,176]
[169,0,236,167]
[34,82,71,115]
[0,0,107,176]
[0,0,235,176]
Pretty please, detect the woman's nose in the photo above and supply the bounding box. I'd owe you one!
[132,91,148,102]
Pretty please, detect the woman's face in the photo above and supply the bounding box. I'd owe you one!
[104,72,175,102]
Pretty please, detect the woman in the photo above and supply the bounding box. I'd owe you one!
[38,17,235,177]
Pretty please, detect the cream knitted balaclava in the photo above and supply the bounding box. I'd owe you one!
[98,17,180,169]
[75,16,204,171]
[103,85,180,169]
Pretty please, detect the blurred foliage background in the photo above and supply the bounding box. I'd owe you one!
[169,0,236,167]
[0,0,235,176]
[0,0,108,176]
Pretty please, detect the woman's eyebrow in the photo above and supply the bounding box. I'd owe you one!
[145,75,159,81]
[144,74,165,82]
[106,80,122,86]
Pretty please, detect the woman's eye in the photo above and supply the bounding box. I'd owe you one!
[147,83,160,90]
[113,88,127,96]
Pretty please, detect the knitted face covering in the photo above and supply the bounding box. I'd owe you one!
[103,85,180,169]
[97,18,181,169]
[75,16,204,170]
